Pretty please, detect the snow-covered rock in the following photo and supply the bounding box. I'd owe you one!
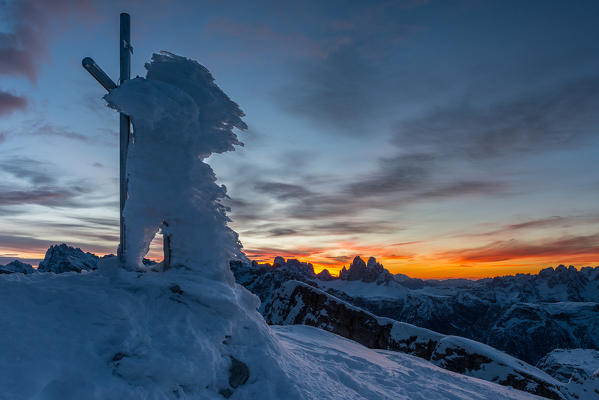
[37,244,99,273]
[537,349,599,398]
[538,348,599,384]
[266,280,567,400]
[0,260,35,274]
[231,257,321,313]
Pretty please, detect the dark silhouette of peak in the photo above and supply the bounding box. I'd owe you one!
[340,256,392,283]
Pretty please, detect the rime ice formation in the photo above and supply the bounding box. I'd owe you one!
[104,52,247,278]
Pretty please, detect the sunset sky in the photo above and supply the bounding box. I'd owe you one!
[1,0,598,278]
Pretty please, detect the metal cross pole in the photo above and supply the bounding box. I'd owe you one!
[119,13,131,264]
[82,13,131,265]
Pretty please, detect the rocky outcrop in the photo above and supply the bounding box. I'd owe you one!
[316,269,334,281]
[37,244,99,273]
[231,257,321,313]
[537,349,599,399]
[0,260,36,274]
[538,349,599,384]
[339,256,393,283]
[265,280,567,400]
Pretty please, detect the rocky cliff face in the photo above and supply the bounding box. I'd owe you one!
[265,280,568,400]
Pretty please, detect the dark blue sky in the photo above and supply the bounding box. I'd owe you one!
[1,0,598,277]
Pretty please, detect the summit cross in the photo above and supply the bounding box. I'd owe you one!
[82,13,131,265]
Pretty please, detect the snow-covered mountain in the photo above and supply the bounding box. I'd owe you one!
[6,244,597,399]
[233,256,599,366]
[0,245,543,400]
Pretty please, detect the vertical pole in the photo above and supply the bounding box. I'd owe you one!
[119,13,131,264]
[162,221,171,270]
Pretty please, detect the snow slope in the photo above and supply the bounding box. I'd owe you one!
[0,259,300,400]
[0,264,546,400]
[266,280,566,399]
[274,325,542,400]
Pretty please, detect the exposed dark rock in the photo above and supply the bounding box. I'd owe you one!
[228,356,249,388]
[339,256,393,283]
[169,284,184,295]
[142,258,158,266]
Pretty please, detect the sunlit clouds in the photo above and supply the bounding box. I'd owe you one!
[1,0,598,277]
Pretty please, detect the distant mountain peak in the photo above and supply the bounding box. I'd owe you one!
[339,256,392,283]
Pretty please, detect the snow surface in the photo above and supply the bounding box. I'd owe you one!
[274,325,541,400]
[0,263,545,400]
[0,258,298,400]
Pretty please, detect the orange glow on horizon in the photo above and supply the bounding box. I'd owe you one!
[4,240,598,280]
[244,246,599,280]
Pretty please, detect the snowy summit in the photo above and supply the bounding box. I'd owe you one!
[0,53,553,400]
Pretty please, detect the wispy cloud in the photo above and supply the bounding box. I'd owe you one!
[458,215,599,238]
[27,120,96,143]
[0,90,27,116]
[8,119,116,145]
[0,0,93,82]
[0,157,56,185]
[254,181,315,200]
[441,233,599,263]
[395,75,599,159]
[0,157,100,209]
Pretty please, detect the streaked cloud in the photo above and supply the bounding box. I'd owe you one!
[0,91,27,116]
[395,75,599,159]
[441,233,599,263]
